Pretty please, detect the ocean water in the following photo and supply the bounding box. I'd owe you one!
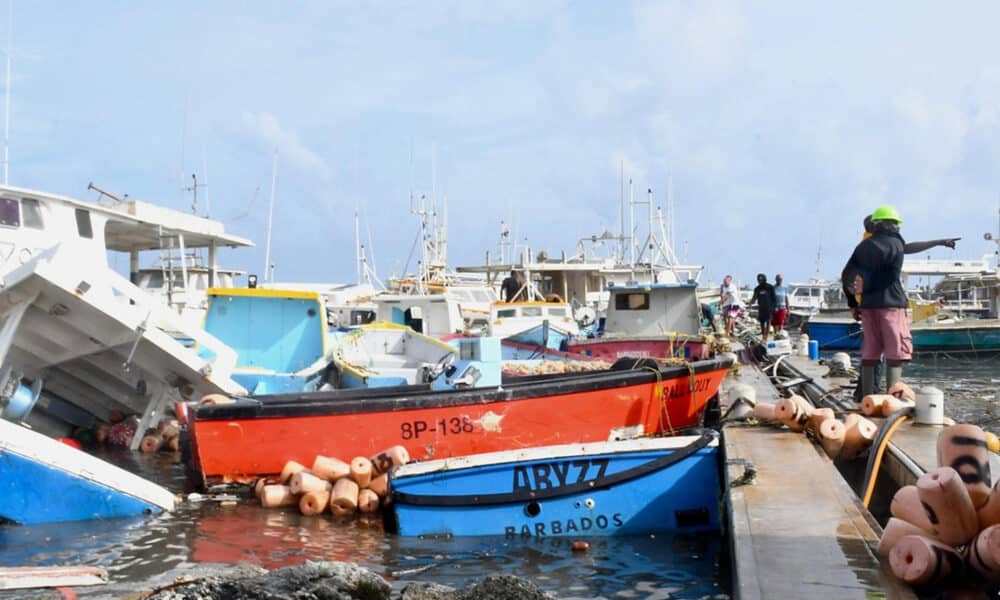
[895,352,1000,427]
[5,353,992,599]
[0,450,729,599]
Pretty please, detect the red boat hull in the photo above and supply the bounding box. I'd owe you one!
[188,357,731,485]
[567,336,711,362]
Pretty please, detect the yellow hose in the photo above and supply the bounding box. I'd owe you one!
[861,415,910,509]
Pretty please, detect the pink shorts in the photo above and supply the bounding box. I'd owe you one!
[860,307,912,362]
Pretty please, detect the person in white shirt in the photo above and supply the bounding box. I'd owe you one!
[719,275,740,337]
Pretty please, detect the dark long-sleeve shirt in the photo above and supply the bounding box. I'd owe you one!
[841,230,907,309]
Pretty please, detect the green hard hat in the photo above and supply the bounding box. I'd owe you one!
[871,205,902,224]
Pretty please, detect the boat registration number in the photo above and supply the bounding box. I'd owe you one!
[400,416,476,440]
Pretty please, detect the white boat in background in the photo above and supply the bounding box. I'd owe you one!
[263,281,379,329]
[134,264,245,329]
[0,184,248,446]
[903,254,999,318]
[458,186,702,329]
[372,289,492,338]
[489,300,580,351]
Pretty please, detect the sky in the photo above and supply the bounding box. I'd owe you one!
[4,1,1000,287]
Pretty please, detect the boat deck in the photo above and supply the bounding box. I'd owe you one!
[720,361,914,599]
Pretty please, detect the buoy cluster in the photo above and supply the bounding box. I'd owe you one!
[502,359,611,377]
[139,418,180,453]
[255,446,410,518]
[879,424,1000,587]
[753,395,873,460]
[752,381,918,461]
[859,381,917,419]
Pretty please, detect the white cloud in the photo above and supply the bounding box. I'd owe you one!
[237,111,332,182]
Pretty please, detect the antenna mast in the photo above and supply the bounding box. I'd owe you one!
[3,0,12,185]
[355,209,362,284]
[263,150,278,283]
[618,160,624,262]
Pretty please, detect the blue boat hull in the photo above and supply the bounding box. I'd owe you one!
[806,319,862,350]
[0,452,163,524]
[807,318,1000,352]
[389,433,720,537]
[0,420,174,524]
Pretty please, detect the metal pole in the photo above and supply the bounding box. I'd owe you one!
[3,0,12,185]
[263,150,277,282]
[355,209,362,284]
[628,179,634,267]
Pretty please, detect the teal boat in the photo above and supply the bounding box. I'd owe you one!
[910,318,1000,352]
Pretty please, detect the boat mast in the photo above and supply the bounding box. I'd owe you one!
[2,0,12,184]
[202,146,210,217]
[628,178,635,268]
[646,187,654,282]
[668,174,675,258]
[355,209,362,284]
[263,150,278,283]
[618,160,624,263]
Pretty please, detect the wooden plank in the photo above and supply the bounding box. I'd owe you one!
[0,566,108,590]
[721,365,915,600]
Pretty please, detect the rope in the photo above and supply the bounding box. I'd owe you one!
[632,362,680,437]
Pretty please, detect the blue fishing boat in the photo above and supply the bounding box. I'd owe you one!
[0,420,175,524]
[200,287,333,395]
[388,432,720,537]
[803,316,862,350]
[806,314,1000,353]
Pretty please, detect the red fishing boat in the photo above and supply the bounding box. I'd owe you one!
[567,282,713,361]
[187,355,733,486]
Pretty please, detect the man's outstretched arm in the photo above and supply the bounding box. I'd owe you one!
[904,238,960,254]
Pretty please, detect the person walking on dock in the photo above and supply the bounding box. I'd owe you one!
[749,273,777,342]
[771,274,789,336]
[720,275,740,337]
[841,205,913,397]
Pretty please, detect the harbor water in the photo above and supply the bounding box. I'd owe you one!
[0,448,728,599]
[3,353,996,599]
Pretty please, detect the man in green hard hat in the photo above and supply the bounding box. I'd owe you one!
[844,212,959,399]
[841,205,933,396]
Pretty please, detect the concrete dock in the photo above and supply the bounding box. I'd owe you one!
[720,361,915,599]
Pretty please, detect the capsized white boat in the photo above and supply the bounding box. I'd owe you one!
[0,184,248,447]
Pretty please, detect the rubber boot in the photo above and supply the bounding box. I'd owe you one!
[886,364,903,392]
[861,364,876,397]
[874,360,886,393]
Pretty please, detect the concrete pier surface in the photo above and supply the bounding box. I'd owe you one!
[720,362,915,600]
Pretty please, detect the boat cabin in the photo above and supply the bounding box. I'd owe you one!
[603,282,702,337]
[201,288,331,395]
[489,300,581,350]
[374,293,465,338]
